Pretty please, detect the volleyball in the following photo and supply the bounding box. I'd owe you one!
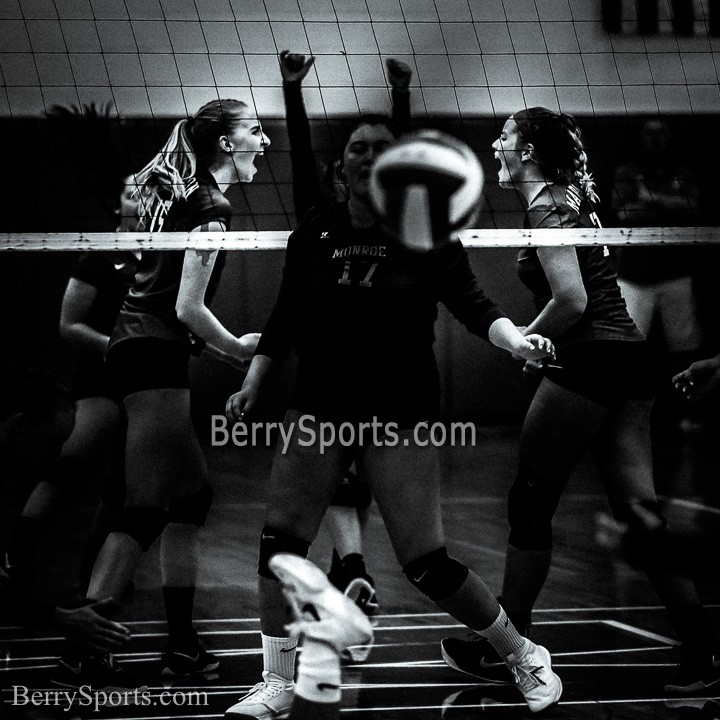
[369,129,484,252]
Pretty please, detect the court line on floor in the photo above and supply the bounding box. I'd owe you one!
[339,697,719,713]
[0,617,661,647]
[1,614,694,648]
[3,605,718,635]
[601,620,678,646]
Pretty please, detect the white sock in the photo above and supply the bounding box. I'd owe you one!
[476,606,525,658]
[294,639,341,705]
[262,634,296,682]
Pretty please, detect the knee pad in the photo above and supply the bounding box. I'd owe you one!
[46,456,92,494]
[113,506,169,551]
[507,465,563,551]
[330,474,372,510]
[403,547,469,602]
[258,525,310,580]
[168,484,213,526]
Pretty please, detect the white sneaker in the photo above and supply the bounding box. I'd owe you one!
[224,671,294,719]
[506,640,562,713]
[269,553,373,656]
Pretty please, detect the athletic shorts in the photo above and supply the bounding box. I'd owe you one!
[106,338,191,399]
[544,340,657,407]
[73,359,119,402]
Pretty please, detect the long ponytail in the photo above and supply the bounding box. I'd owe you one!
[133,99,250,229]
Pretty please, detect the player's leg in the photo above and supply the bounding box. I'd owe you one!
[363,428,561,713]
[324,463,378,615]
[160,430,218,677]
[442,376,608,683]
[594,397,720,693]
[87,388,192,602]
[10,396,123,591]
[225,411,353,719]
[269,554,373,720]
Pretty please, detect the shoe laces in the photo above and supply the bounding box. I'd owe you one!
[241,679,287,703]
[510,656,546,693]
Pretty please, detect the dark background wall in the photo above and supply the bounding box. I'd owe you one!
[2,114,719,434]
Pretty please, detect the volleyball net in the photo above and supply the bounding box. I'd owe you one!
[0,227,718,252]
[3,1,719,241]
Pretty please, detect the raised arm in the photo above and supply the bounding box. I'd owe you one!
[386,58,412,133]
[280,50,325,220]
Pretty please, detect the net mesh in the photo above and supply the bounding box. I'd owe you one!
[1,0,718,234]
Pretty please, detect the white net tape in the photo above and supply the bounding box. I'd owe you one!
[1,227,719,252]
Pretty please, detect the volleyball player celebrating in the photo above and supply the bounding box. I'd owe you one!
[279,50,412,616]
[224,119,562,717]
[55,99,269,690]
[441,107,720,694]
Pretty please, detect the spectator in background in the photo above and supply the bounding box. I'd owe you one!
[611,117,704,489]
[611,118,703,373]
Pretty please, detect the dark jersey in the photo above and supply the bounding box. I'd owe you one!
[256,203,505,424]
[68,252,138,373]
[517,181,642,348]
[110,169,231,350]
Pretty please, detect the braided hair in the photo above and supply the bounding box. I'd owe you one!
[134,99,249,227]
[512,107,599,206]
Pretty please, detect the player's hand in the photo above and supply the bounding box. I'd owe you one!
[673,355,720,403]
[279,50,315,83]
[226,384,258,422]
[54,599,131,654]
[386,58,412,90]
[514,334,555,362]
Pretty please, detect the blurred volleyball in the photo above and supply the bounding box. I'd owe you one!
[369,129,484,251]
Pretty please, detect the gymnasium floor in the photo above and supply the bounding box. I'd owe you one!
[2,428,719,719]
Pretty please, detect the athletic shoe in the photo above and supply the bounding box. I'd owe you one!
[160,633,220,677]
[224,555,373,719]
[225,671,295,719]
[665,647,720,693]
[440,633,513,684]
[343,575,380,617]
[51,653,145,693]
[328,552,380,617]
[506,640,562,713]
[269,553,373,656]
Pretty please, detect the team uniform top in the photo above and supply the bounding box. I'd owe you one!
[109,168,231,352]
[69,252,138,372]
[255,202,506,426]
[517,181,643,349]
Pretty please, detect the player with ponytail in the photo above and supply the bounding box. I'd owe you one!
[441,107,720,695]
[53,99,270,692]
